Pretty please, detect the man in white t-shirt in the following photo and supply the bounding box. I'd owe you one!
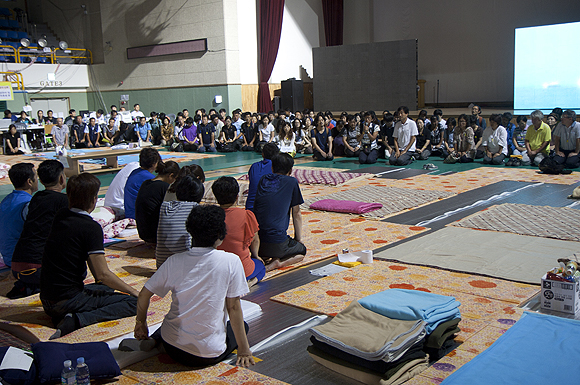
[481,114,508,165]
[134,205,254,368]
[390,106,418,166]
[553,110,580,169]
[130,104,145,122]
[103,162,140,211]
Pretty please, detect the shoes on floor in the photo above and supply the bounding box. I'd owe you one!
[505,158,514,166]
[423,163,438,170]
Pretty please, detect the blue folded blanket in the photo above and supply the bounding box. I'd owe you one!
[441,312,580,385]
[358,289,460,333]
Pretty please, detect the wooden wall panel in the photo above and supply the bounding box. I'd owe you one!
[242,83,313,113]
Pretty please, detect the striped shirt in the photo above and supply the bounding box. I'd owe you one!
[155,201,198,269]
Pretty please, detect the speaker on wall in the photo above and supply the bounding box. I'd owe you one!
[281,78,304,112]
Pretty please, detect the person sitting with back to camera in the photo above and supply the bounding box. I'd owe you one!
[135,205,254,368]
[8,160,68,299]
[41,173,138,339]
[245,143,279,212]
[212,177,265,287]
[253,153,307,271]
[156,175,205,269]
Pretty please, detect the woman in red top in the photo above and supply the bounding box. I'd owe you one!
[212,177,265,287]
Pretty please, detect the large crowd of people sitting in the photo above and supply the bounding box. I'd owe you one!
[0,102,578,369]
[6,103,577,171]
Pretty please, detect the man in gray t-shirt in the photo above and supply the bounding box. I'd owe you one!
[50,118,69,149]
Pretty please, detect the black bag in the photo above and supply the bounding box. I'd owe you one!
[539,157,567,174]
[170,142,184,152]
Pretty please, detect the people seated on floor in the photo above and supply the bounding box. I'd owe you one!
[301,117,314,154]
[131,104,145,122]
[164,164,205,202]
[547,112,559,153]
[160,115,174,147]
[149,112,161,145]
[256,114,275,153]
[342,114,361,158]
[102,118,119,146]
[471,115,485,159]
[124,148,162,220]
[379,113,395,159]
[428,115,444,157]
[180,117,199,152]
[218,116,238,152]
[85,117,101,147]
[0,163,37,269]
[390,106,418,166]
[156,175,204,269]
[357,111,380,164]
[240,113,257,151]
[442,117,456,158]
[312,114,334,161]
[212,177,265,286]
[523,110,551,166]
[5,124,24,155]
[135,161,180,244]
[293,118,306,154]
[8,160,68,299]
[276,120,297,157]
[135,204,254,368]
[451,114,475,163]
[50,118,69,151]
[197,114,217,153]
[253,153,306,271]
[481,114,508,165]
[135,116,152,144]
[433,109,447,129]
[71,116,88,148]
[471,104,486,129]
[41,173,138,339]
[414,118,432,160]
[103,162,140,213]
[507,115,528,166]
[246,143,279,211]
[211,114,224,142]
[552,109,580,169]
[502,112,516,154]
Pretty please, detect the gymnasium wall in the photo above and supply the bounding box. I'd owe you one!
[372,0,580,105]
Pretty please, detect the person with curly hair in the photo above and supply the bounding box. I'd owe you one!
[135,205,254,368]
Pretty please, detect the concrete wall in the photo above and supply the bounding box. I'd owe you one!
[372,0,580,105]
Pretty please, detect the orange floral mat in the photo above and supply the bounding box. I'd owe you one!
[271,260,538,381]
[119,356,288,385]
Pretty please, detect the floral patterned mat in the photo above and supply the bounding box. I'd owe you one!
[121,355,289,385]
[271,261,536,382]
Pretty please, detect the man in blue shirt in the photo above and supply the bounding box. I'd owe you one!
[253,153,306,271]
[134,116,152,143]
[246,143,279,211]
[124,148,160,219]
[0,163,38,267]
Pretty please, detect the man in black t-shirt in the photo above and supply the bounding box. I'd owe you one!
[196,115,217,152]
[8,160,69,299]
[40,173,138,339]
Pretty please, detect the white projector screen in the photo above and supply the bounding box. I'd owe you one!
[514,21,580,110]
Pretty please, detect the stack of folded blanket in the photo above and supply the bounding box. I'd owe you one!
[308,289,461,384]
[359,289,462,360]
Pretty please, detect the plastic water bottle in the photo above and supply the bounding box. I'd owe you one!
[61,360,76,385]
[75,357,90,385]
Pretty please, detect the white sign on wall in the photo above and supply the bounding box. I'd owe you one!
[2,63,90,89]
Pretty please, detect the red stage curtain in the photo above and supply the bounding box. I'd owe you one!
[322,0,343,46]
[257,0,285,113]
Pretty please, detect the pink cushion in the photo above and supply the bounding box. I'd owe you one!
[309,199,383,214]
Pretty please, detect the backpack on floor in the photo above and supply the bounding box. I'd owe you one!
[539,157,566,174]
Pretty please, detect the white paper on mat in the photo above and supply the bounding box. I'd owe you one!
[0,347,34,371]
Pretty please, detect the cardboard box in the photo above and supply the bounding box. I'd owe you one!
[541,274,580,314]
